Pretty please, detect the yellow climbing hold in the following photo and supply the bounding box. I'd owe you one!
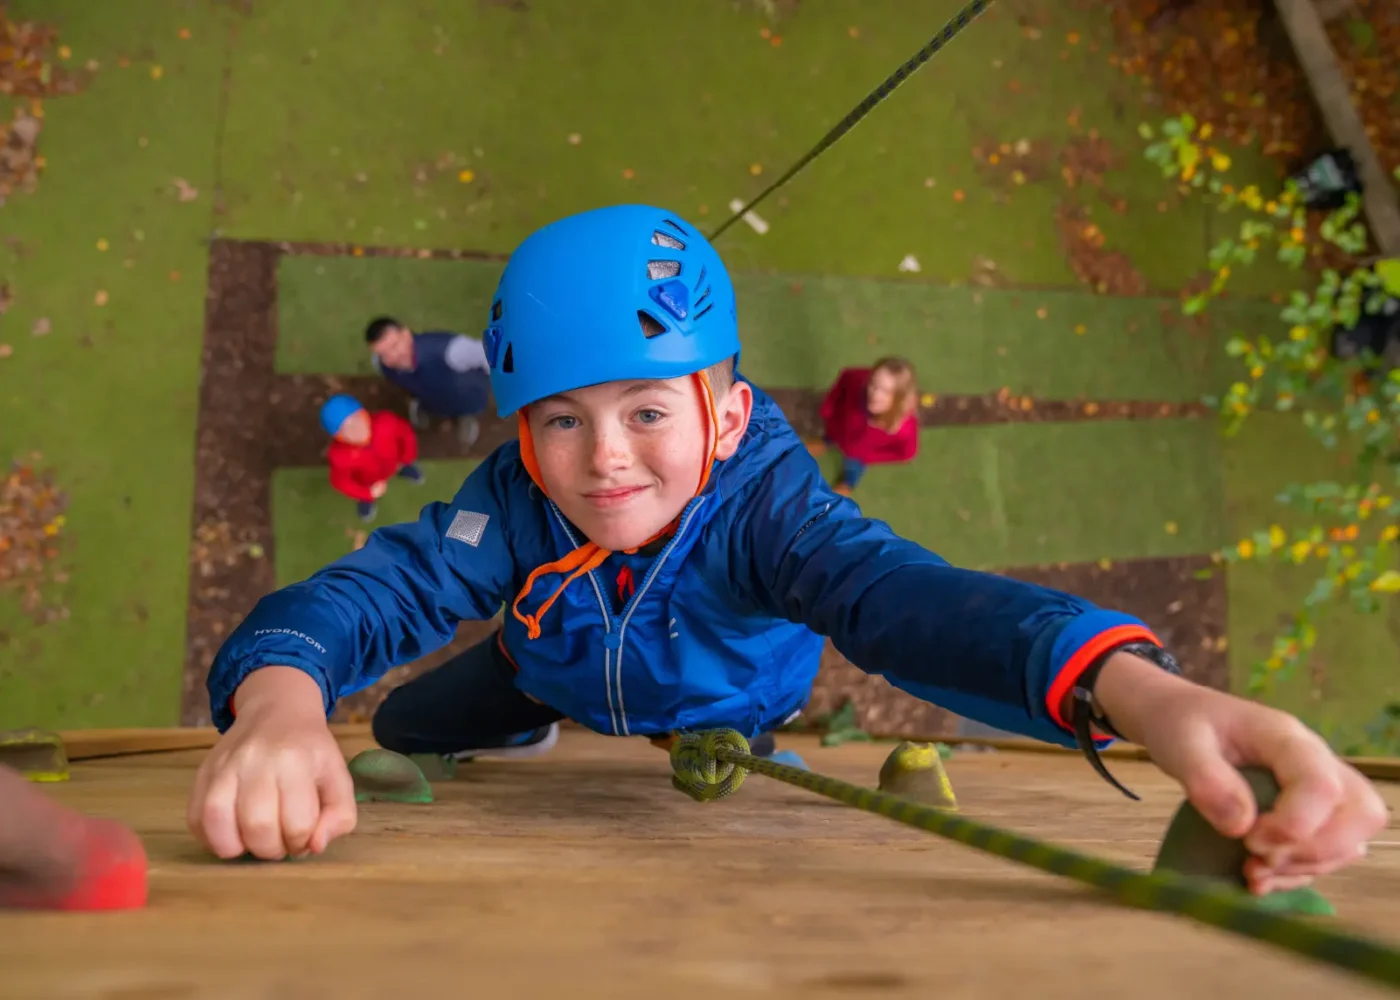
[878,741,957,810]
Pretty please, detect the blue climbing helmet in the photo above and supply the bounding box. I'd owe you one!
[483,204,740,417]
[319,394,363,435]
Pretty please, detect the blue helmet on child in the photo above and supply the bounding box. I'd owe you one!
[320,394,363,435]
[483,204,740,417]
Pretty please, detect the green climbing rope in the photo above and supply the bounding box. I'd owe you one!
[708,0,995,241]
[669,729,1400,993]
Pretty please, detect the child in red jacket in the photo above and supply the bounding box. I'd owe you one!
[811,356,919,496]
[320,394,425,523]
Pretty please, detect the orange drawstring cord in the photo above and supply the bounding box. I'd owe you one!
[509,371,721,639]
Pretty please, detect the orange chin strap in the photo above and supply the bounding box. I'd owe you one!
[510,370,721,640]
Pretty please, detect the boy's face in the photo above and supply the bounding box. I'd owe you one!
[527,374,753,551]
[335,409,371,446]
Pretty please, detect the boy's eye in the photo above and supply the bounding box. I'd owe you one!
[547,414,579,430]
[636,409,664,424]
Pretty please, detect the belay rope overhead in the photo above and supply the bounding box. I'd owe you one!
[709,0,993,241]
[669,731,1400,993]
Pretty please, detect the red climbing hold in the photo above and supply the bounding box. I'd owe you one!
[0,764,148,911]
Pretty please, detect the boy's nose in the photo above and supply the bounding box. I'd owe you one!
[588,429,631,475]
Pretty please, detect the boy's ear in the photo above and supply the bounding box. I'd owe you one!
[712,380,753,461]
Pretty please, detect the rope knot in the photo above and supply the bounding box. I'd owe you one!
[669,729,750,802]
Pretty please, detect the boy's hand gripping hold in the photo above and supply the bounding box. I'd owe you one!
[187,667,358,861]
[1092,652,1390,895]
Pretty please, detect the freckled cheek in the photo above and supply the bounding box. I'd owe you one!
[533,436,585,493]
[645,429,707,488]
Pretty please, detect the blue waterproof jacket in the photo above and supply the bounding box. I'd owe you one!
[207,381,1159,745]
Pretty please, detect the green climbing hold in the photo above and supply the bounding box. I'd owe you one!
[348,749,433,804]
[409,753,457,782]
[1153,764,1334,915]
[1252,886,1337,918]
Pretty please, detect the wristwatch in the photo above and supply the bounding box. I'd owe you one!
[1070,640,1182,800]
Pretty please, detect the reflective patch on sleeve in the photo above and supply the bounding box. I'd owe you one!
[446,509,490,547]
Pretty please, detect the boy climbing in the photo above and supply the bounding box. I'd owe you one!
[320,394,426,523]
[809,356,921,496]
[191,206,1386,895]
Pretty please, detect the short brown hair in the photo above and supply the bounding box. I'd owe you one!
[704,355,735,395]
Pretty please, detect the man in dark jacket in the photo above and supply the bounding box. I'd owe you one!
[366,316,491,446]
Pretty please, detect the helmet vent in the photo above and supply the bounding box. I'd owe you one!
[638,310,667,339]
[491,299,503,321]
[647,259,681,280]
[651,230,686,250]
[693,303,715,322]
[662,218,690,236]
[501,342,515,373]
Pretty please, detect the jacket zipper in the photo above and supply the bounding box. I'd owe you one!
[544,502,621,735]
[611,496,709,736]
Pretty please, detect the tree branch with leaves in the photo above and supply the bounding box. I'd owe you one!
[1139,113,1400,712]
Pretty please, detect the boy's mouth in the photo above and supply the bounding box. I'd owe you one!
[583,485,649,507]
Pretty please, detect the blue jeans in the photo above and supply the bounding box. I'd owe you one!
[824,437,867,488]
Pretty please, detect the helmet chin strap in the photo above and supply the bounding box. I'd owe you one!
[510,371,720,640]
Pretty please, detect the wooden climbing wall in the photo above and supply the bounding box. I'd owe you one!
[2,730,1398,999]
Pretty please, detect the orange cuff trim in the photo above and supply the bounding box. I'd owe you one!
[1044,625,1159,730]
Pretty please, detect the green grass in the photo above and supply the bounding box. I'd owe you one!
[218,0,1217,288]
[1220,413,1400,741]
[820,419,1225,569]
[277,254,1277,402]
[272,460,480,587]
[0,1,230,729]
[276,256,504,376]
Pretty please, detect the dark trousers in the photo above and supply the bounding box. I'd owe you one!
[823,437,868,488]
[371,636,564,756]
[371,633,780,757]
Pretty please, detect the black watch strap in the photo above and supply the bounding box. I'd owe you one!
[1070,640,1182,801]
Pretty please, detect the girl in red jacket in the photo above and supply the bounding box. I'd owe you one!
[320,394,426,523]
[811,356,920,496]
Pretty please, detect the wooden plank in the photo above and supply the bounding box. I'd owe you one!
[3,731,1397,998]
[1274,0,1400,254]
[47,723,1400,781]
[912,732,1400,781]
[57,724,372,761]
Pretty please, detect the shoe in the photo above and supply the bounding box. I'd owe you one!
[748,732,808,770]
[357,501,378,523]
[457,415,481,448]
[750,732,777,757]
[767,749,809,770]
[397,463,426,485]
[448,721,559,762]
